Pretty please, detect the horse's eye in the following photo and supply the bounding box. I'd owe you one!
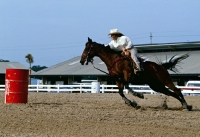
[85,47,90,50]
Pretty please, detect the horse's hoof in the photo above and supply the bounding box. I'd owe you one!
[138,93,144,99]
[125,100,132,106]
[182,105,192,111]
[187,105,193,111]
[135,105,141,110]
[130,102,138,108]
[124,100,139,108]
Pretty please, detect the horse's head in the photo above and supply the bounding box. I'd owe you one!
[80,37,100,65]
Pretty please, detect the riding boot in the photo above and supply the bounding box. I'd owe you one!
[134,62,144,74]
[135,67,140,75]
[140,62,144,71]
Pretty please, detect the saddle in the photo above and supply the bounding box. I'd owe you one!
[123,50,131,57]
[121,50,143,74]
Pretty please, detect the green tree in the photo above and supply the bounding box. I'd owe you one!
[0,59,9,62]
[32,65,47,72]
[25,54,34,72]
[25,54,34,84]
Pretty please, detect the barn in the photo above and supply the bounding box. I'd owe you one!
[31,41,200,86]
[0,62,28,84]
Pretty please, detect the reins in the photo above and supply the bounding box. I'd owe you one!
[91,60,110,75]
[91,55,131,76]
[91,60,124,82]
[90,55,133,82]
[107,55,132,76]
[86,42,110,75]
[86,42,133,82]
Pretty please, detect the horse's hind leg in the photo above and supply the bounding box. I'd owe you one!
[149,81,192,110]
[150,84,182,103]
[124,83,144,99]
[166,82,192,111]
[158,69,192,110]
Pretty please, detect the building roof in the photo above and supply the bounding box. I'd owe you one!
[136,41,200,52]
[32,50,200,76]
[0,62,28,74]
[31,56,107,76]
[31,41,200,77]
[141,50,200,75]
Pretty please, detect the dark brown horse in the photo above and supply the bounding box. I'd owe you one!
[80,38,192,111]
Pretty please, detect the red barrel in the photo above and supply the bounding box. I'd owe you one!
[5,69,29,104]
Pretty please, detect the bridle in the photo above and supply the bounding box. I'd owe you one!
[84,42,102,64]
[83,42,111,75]
[84,43,93,64]
[84,42,130,76]
[83,41,133,81]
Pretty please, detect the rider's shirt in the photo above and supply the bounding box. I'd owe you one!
[108,36,133,51]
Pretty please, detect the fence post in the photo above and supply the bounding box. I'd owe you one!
[57,84,60,93]
[37,84,39,92]
[102,84,104,93]
[80,84,82,93]
[48,85,51,92]
[125,89,128,94]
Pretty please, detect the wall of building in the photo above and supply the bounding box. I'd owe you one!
[0,74,5,85]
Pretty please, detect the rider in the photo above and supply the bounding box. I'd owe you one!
[106,28,143,73]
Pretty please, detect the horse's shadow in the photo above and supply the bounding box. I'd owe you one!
[29,102,63,106]
[185,108,200,111]
[139,106,200,111]
[168,107,200,111]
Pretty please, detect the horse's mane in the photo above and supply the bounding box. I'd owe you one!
[104,45,122,54]
[93,42,147,62]
[93,42,121,55]
[92,40,189,73]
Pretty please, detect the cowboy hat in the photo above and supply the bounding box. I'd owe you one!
[108,29,123,35]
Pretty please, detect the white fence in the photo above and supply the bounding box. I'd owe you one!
[0,84,200,95]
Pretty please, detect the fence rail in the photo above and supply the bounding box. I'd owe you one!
[0,84,200,95]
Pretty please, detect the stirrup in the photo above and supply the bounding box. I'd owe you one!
[134,68,139,74]
[140,68,144,71]
[134,67,143,74]
[137,66,144,71]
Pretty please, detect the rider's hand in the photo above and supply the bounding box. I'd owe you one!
[122,50,131,57]
[122,47,126,52]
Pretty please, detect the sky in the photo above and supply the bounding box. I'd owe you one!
[0,1,199,67]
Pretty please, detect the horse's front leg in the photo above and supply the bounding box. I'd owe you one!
[116,81,138,108]
[124,83,144,99]
[118,88,137,107]
[122,70,144,99]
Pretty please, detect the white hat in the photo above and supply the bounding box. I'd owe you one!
[108,29,123,35]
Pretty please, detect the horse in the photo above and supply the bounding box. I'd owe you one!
[80,37,192,111]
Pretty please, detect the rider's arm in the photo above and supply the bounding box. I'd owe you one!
[107,41,114,49]
[118,36,133,50]
[124,36,133,50]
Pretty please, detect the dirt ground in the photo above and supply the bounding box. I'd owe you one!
[0,92,200,137]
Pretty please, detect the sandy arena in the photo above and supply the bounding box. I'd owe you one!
[0,92,200,137]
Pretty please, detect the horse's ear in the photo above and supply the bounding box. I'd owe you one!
[88,37,92,43]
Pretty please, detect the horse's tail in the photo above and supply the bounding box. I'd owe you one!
[161,53,189,73]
